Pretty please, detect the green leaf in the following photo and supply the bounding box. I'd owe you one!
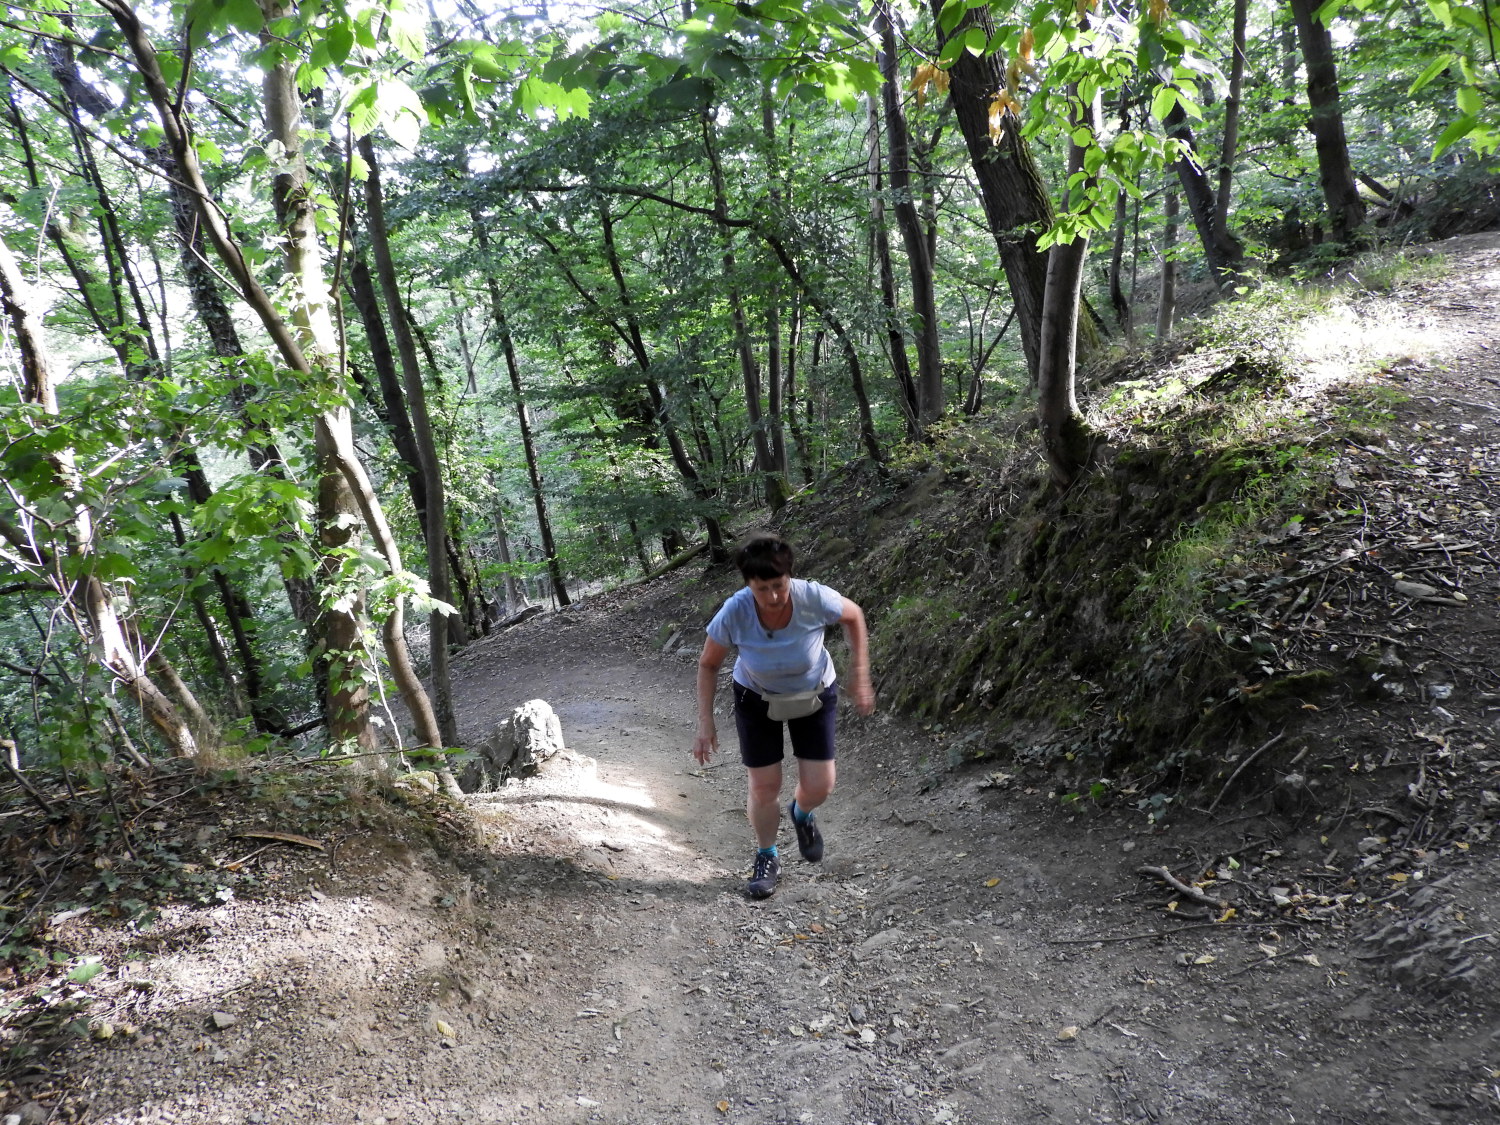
[221,0,264,34]
[345,82,379,139]
[1150,85,1178,122]
[1455,85,1481,116]
[938,34,968,67]
[938,0,968,35]
[1408,53,1453,95]
[1425,0,1454,27]
[1432,114,1478,158]
[326,21,354,65]
[68,959,105,984]
[194,138,224,165]
[962,26,988,55]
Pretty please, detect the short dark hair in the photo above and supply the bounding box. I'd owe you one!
[735,534,794,580]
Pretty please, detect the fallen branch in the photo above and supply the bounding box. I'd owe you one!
[1206,730,1286,814]
[1050,918,1323,945]
[1136,865,1225,908]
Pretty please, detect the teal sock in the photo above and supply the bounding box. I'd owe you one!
[790,800,812,825]
[758,845,778,857]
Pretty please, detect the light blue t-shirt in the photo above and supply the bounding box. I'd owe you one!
[706,578,845,695]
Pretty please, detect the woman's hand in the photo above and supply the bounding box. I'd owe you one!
[850,673,876,716]
[692,725,718,764]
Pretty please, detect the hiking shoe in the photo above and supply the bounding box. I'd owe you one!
[747,851,781,899]
[788,801,824,863]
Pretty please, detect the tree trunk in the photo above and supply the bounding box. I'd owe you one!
[866,95,921,434]
[928,0,1100,380]
[1215,0,1249,239]
[701,108,790,510]
[784,301,815,486]
[358,136,458,746]
[1108,188,1133,339]
[1163,102,1245,287]
[0,236,199,758]
[1038,236,1092,489]
[99,0,446,759]
[471,217,572,603]
[876,0,944,428]
[1158,186,1179,338]
[1288,0,1366,244]
[758,84,789,477]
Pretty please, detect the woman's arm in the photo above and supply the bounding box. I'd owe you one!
[839,598,876,715]
[693,636,731,763]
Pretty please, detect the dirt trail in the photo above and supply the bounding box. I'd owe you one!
[59,236,1500,1125]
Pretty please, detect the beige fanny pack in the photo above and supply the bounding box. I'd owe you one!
[762,688,824,721]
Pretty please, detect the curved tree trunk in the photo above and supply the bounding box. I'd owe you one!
[0,236,199,758]
[1288,0,1366,244]
[358,136,458,746]
[98,0,445,761]
[1163,102,1246,287]
[928,0,1101,380]
[876,0,943,429]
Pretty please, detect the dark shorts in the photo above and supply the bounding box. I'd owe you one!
[732,682,838,769]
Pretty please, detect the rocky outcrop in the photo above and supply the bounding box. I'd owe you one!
[457,699,564,792]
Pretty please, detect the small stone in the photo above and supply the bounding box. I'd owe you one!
[246,1114,265,1125]
[1121,841,1136,853]
[210,1011,238,1030]
[576,1097,600,1108]
[1357,836,1384,856]
[859,1028,876,1044]
[849,1003,867,1024]
[1481,790,1499,809]
[441,1037,458,1049]
[2,1114,18,1125]
[16,1105,48,1125]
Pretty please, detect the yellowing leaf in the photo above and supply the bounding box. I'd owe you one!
[984,877,1001,888]
[1019,28,1035,60]
[1192,954,1215,965]
[1299,954,1322,967]
[1387,872,1410,883]
[717,1100,731,1113]
[1257,943,1278,957]
[1057,1025,1079,1041]
[1215,907,1237,923]
[435,1019,455,1037]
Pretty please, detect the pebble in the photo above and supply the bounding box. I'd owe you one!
[849,1003,867,1024]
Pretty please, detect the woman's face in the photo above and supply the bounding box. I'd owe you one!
[747,574,791,612]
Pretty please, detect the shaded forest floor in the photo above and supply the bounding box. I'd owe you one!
[5,234,1500,1125]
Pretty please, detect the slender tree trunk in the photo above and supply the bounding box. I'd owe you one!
[928,0,1100,379]
[1108,188,1133,339]
[358,136,458,745]
[701,109,789,511]
[0,237,199,758]
[758,84,788,477]
[785,302,815,486]
[1215,0,1249,239]
[99,0,447,763]
[489,484,525,617]
[1288,0,1366,244]
[876,0,944,428]
[1163,102,1245,287]
[471,218,571,603]
[866,95,921,434]
[1158,186,1179,338]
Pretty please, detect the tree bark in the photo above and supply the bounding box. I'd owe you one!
[1108,188,1133,339]
[1288,0,1365,244]
[1163,102,1245,287]
[471,217,572,603]
[701,108,790,510]
[876,0,944,428]
[1214,0,1249,239]
[1158,186,1179,338]
[866,95,921,434]
[1037,236,1092,490]
[358,136,458,745]
[98,0,446,759]
[0,236,199,758]
[929,0,1100,380]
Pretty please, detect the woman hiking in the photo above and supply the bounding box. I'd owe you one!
[692,534,876,898]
